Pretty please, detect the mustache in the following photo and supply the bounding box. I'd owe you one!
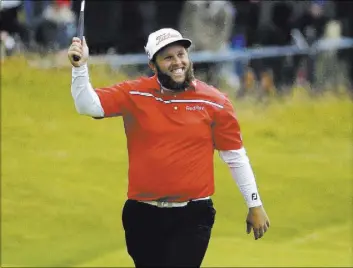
[156,62,195,91]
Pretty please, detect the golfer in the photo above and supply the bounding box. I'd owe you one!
[68,28,270,267]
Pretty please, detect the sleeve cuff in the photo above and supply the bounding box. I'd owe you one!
[72,64,88,74]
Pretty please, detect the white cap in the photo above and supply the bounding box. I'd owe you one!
[144,28,192,60]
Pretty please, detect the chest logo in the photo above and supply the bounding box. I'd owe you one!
[186,105,205,111]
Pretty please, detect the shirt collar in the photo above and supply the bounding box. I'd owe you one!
[151,74,197,93]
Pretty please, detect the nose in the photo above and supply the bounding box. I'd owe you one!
[172,56,182,65]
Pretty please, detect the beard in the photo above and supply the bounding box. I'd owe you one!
[155,61,195,91]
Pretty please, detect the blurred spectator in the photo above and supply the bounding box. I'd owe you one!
[249,1,295,93]
[139,1,158,50]
[291,0,330,88]
[118,1,158,76]
[179,0,236,87]
[0,0,30,55]
[293,0,330,45]
[22,0,51,49]
[314,20,346,90]
[157,0,186,30]
[230,0,261,48]
[230,0,261,96]
[335,1,353,90]
[22,0,51,28]
[335,1,353,38]
[35,0,76,52]
[118,1,156,54]
[72,1,121,55]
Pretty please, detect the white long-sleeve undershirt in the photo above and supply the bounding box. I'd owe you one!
[71,65,262,208]
[219,148,262,208]
[71,65,104,117]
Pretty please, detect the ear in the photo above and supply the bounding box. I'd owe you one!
[149,61,157,73]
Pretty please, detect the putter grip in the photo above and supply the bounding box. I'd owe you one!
[73,9,85,62]
[73,55,80,62]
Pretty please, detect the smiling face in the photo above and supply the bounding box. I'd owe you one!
[149,42,195,91]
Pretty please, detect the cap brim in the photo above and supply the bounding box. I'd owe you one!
[173,38,192,49]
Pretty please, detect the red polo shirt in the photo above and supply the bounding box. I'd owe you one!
[95,75,243,202]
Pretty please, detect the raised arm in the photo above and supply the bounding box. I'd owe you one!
[68,37,104,117]
[68,37,130,118]
[71,64,104,117]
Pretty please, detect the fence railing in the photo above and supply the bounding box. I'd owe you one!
[26,37,353,69]
[105,37,353,69]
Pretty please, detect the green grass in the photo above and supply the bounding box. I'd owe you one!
[1,57,352,267]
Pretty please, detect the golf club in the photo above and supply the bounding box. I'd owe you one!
[73,0,85,62]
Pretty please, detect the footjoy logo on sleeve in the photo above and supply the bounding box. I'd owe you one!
[186,105,205,111]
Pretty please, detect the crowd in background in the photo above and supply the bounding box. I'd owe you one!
[1,0,353,97]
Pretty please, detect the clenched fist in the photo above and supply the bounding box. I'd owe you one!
[68,36,89,67]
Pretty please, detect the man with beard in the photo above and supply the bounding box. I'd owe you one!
[67,28,270,268]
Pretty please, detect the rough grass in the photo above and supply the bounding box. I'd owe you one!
[1,56,352,267]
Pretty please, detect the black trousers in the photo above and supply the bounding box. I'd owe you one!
[122,199,216,267]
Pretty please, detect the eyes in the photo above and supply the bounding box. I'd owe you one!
[164,52,185,61]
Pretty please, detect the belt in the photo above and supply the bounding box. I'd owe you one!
[139,196,211,208]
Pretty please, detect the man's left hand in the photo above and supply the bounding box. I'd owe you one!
[246,205,270,240]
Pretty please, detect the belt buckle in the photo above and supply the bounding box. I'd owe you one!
[157,201,171,208]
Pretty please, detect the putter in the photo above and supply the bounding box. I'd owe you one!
[73,0,85,62]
